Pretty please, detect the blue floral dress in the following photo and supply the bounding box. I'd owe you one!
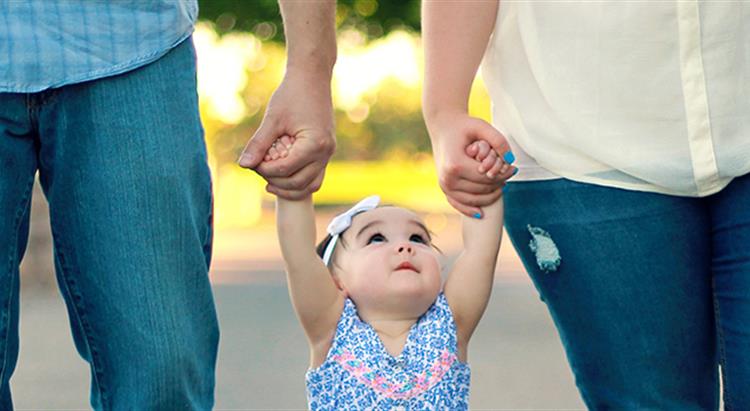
[306,292,471,410]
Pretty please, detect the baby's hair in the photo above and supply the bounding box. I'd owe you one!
[315,234,336,260]
[315,227,352,263]
[315,204,443,263]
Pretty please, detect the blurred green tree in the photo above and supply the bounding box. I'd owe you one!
[192,1,493,220]
[197,0,421,41]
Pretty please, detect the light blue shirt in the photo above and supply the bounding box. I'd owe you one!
[0,0,198,93]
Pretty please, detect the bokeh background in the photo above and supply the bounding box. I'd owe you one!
[16,1,585,409]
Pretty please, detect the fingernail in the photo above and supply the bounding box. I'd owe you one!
[512,168,519,176]
[473,212,482,219]
[502,185,508,194]
[503,151,515,164]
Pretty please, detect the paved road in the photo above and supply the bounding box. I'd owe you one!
[13,275,584,410]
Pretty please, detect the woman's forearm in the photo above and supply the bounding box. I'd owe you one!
[422,0,499,122]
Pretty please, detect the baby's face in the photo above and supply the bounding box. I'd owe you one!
[332,207,442,313]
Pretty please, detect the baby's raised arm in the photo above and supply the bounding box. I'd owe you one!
[444,141,505,359]
[269,139,344,356]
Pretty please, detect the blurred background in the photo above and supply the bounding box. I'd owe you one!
[15,1,585,409]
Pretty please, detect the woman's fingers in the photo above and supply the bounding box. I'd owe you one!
[445,194,483,219]
[450,178,501,194]
[448,187,503,208]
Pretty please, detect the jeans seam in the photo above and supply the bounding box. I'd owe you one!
[203,187,214,269]
[0,173,34,386]
[712,276,732,410]
[51,226,109,408]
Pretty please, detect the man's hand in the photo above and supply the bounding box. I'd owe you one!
[426,111,516,218]
[237,70,336,200]
[237,0,336,200]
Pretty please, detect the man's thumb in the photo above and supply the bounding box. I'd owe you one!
[238,121,279,169]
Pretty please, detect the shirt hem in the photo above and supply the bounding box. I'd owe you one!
[0,29,194,93]
[511,167,734,198]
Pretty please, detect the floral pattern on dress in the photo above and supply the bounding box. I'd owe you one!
[306,293,471,410]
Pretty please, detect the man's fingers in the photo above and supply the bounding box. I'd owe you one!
[265,184,310,201]
[238,118,281,169]
[264,161,321,190]
[266,171,325,200]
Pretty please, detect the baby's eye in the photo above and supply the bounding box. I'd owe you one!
[410,234,427,244]
[367,233,386,244]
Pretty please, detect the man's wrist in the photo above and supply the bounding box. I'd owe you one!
[284,60,335,85]
[286,48,336,76]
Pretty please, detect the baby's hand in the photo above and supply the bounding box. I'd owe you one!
[466,140,510,179]
[262,135,296,163]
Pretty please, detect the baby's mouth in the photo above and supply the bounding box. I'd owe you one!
[395,261,419,272]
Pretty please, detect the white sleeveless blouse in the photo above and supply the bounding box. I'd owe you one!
[481,1,750,197]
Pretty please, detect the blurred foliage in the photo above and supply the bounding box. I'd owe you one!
[197,0,421,42]
[193,7,493,225]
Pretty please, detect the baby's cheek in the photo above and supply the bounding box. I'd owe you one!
[343,263,382,296]
[425,258,443,285]
[348,277,386,307]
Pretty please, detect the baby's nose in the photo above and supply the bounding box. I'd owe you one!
[397,244,414,254]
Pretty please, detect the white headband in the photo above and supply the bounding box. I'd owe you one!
[322,195,380,266]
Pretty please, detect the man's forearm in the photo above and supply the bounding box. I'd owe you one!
[279,0,337,76]
[422,0,498,122]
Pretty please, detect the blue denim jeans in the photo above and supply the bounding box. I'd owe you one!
[0,38,218,410]
[504,175,750,410]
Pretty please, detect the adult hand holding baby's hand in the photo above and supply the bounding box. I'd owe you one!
[425,111,516,218]
[237,70,336,200]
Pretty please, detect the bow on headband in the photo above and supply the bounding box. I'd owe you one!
[322,195,380,266]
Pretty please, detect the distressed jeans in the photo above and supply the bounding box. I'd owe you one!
[504,175,750,410]
[0,38,218,409]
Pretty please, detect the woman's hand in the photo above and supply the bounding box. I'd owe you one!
[426,110,516,218]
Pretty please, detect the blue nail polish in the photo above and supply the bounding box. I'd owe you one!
[502,185,508,194]
[473,213,482,219]
[512,168,519,176]
[503,151,515,164]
